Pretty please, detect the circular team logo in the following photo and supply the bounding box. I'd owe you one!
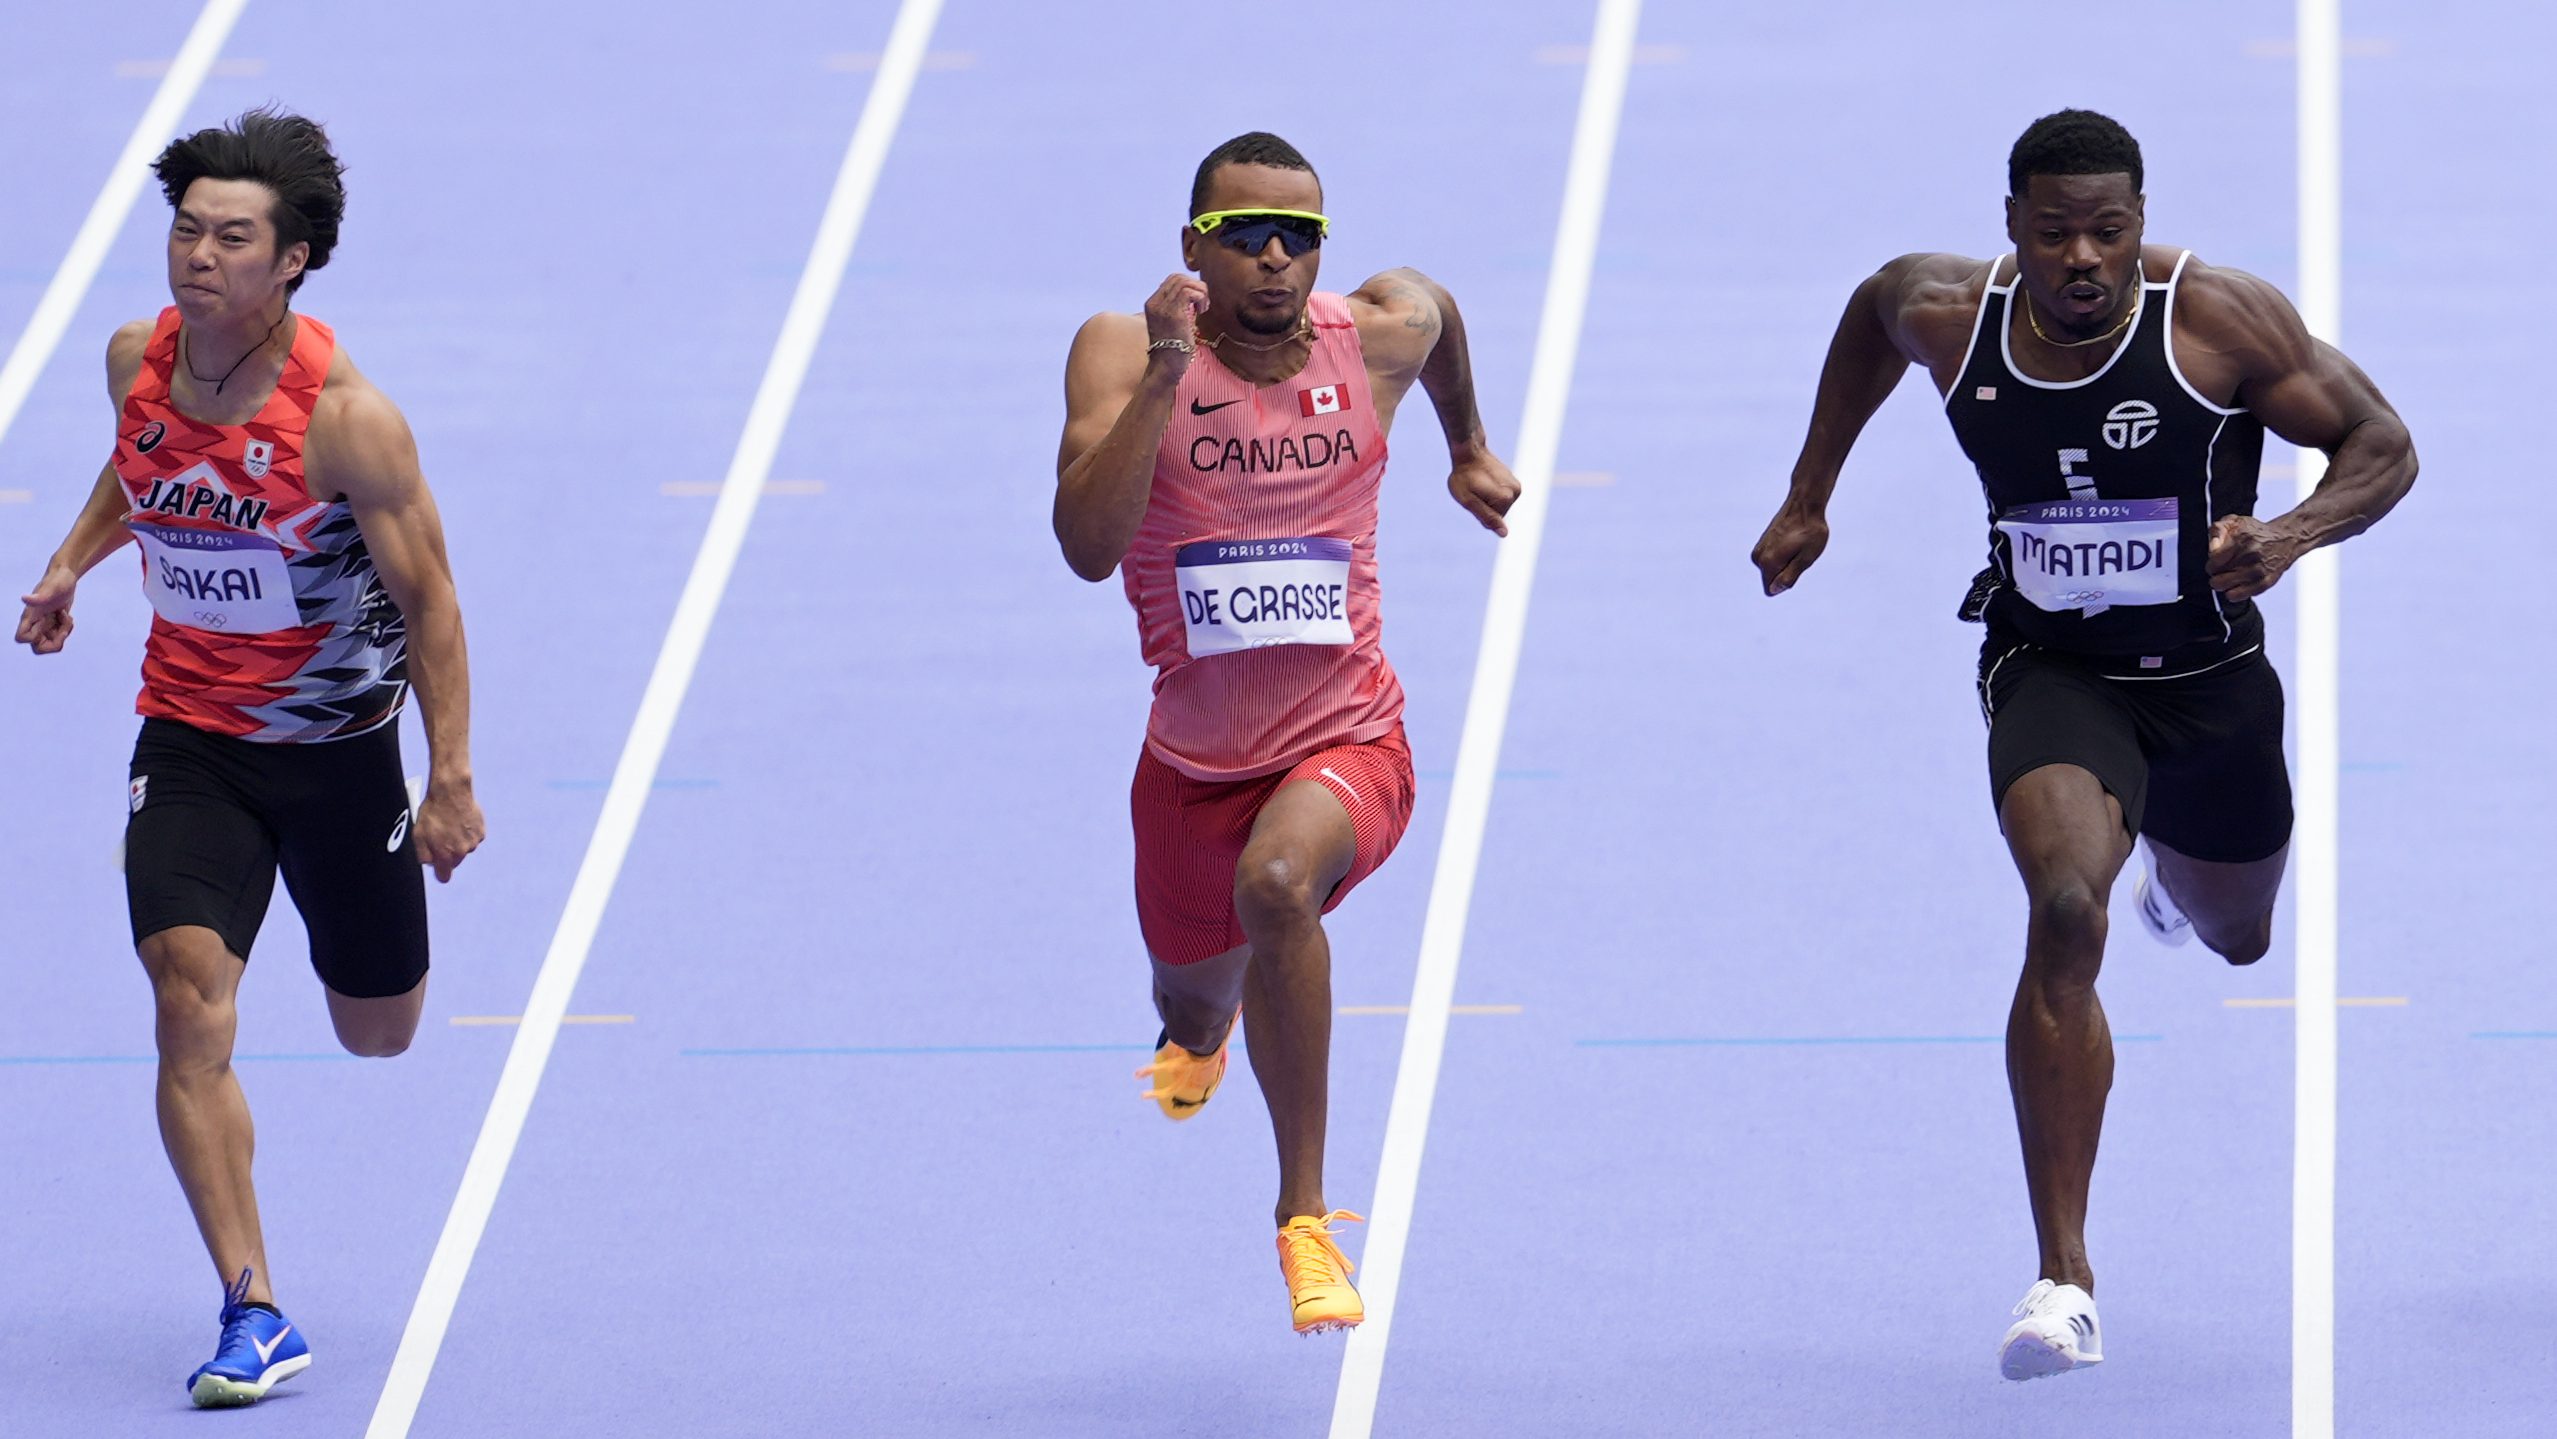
[2103,400,2159,451]
[134,420,166,454]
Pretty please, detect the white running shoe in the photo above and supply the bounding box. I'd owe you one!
[1999,1278,2103,1381]
[2134,862,2193,948]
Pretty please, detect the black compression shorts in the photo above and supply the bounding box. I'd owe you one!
[1976,636,2294,864]
[125,716,429,998]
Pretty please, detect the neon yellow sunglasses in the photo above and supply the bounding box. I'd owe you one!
[1189,208,1330,257]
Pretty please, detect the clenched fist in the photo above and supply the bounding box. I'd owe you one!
[1145,275,1208,374]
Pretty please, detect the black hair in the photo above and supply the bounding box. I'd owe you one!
[1190,132,1318,218]
[2007,109,2142,198]
[153,108,346,294]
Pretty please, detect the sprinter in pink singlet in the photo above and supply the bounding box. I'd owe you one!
[1055,132,1519,1333]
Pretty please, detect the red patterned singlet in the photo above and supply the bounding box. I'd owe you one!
[114,308,408,743]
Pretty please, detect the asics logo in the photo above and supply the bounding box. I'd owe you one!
[253,1325,294,1364]
[387,809,412,853]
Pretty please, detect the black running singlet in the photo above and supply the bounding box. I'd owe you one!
[1943,250,2266,664]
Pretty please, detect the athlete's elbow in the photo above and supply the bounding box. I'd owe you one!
[1059,538,1119,583]
[2363,414,2418,503]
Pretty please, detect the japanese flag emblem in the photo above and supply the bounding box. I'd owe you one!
[244,439,274,479]
[1298,383,1350,418]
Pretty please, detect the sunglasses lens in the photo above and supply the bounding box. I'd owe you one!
[1213,216,1323,257]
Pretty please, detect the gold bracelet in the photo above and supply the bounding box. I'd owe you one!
[1147,337,1194,355]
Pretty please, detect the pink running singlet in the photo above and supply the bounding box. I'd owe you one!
[1121,292,1404,781]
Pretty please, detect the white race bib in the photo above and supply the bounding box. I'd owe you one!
[1996,498,2180,614]
[130,521,301,634]
[1175,537,1354,657]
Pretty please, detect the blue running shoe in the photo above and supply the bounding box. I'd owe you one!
[187,1269,310,1408]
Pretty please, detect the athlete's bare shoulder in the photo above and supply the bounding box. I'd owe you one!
[1869,252,1997,370]
[313,344,402,435]
[1345,268,1441,371]
[309,345,422,503]
[2158,251,2317,403]
[2163,254,2309,354]
[1068,308,1147,363]
[106,319,154,406]
[1064,310,1150,410]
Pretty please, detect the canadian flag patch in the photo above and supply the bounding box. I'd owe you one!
[1298,383,1351,418]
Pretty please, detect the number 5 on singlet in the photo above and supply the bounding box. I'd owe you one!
[1175,537,1354,656]
[129,520,302,634]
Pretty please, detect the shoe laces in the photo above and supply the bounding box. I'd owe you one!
[1134,1049,1211,1099]
[1133,1022,1231,1097]
[2011,1278,2059,1317]
[1278,1211,1364,1288]
[216,1267,261,1344]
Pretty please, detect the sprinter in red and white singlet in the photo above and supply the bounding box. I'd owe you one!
[13,111,481,1406]
[1055,133,1518,1334]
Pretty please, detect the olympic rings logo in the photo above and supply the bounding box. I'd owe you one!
[191,611,230,629]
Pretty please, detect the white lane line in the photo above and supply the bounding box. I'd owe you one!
[2292,2,2342,1435]
[359,2,945,1432]
[0,0,248,454]
[1327,2,1641,1433]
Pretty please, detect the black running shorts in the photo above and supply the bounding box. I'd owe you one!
[1976,636,2294,864]
[125,716,429,998]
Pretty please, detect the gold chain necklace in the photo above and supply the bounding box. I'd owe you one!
[1200,314,1313,353]
[2023,288,2139,349]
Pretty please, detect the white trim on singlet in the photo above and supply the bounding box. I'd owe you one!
[2203,410,2235,641]
[1994,252,2154,391]
[1978,640,2031,725]
[1943,256,2003,411]
[2163,249,2247,417]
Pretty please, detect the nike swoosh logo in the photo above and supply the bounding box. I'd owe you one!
[253,1325,293,1365]
[1191,398,1242,416]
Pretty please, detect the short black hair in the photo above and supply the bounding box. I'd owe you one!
[2007,109,2143,198]
[153,108,346,294]
[1190,132,1318,218]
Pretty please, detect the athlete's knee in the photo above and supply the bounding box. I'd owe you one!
[140,934,234,1039]
[2204,916,2274,967]
[327,987,422,1058]
[2025,879,2109,977]
[146,979,234,1067]
[149,982,233,1047]
[339,1030,411,1059]
[1234,849,1323,933]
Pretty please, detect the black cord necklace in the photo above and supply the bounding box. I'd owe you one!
[182,311,288,395]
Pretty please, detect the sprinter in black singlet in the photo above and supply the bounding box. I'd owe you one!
[1749,110,2417,1379]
